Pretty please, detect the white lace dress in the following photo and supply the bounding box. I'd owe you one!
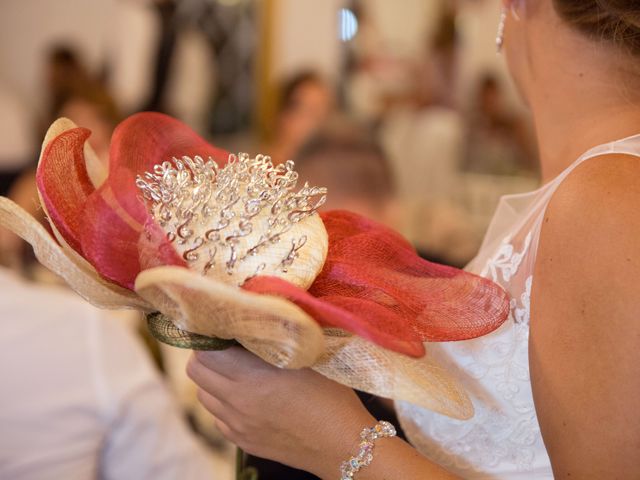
[396,134,640,479]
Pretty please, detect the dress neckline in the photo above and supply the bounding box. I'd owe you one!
[499,132,640,202]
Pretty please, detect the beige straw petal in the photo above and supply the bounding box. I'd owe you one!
[313,332,474,420]
[37,118,124,292]
[40,117,107,188]
[41,117,77,150]
[0,197,149,310]
[136,267,472,418]
[135,266,326,369]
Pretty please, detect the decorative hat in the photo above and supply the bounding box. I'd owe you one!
[0,112,509,419]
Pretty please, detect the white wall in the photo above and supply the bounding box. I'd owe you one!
[364,0,440,59]
[270,0,451,79]
[0,0,157,119]
[0,0,522,128]
[271,0,344,82]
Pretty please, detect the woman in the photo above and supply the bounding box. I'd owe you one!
[187,1,640,478]
[265,71,335,166]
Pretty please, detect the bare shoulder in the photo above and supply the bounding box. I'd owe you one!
[537,154,640,284]
[530,154,640,477]
[544,153,640,233]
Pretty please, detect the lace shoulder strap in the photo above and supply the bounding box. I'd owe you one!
[469,133,640,276]
[553,133,640,187]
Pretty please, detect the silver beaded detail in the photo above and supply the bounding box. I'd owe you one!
[135,153,327,285]
[339,421,397,480]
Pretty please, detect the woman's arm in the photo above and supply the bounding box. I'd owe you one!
[530,154,640,478]
[185,155,640,479]
[187,349,459,479]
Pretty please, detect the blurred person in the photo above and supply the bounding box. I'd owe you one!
[377,6,478,265]
[188,0,640,478]
[142,0,178,114]
[45,46,91,122]
[265,72,335,166]
[380,6,463,185]
[0,267,220,480]
[296,132,475,267]
[345,1,425,125]
[0,85,34,197]
[0,84,35,266]
[44,45,119,132]
[58,92,121,166]
[464,73,537,175]
[0,171,43,271]
[415,6,460,110]
[380,89,475,265]
[380,104,463,206]
[295,135,397,227]
[1,91,121,270]
[374,6,461,117]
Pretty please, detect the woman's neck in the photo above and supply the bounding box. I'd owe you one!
[527,34,640,183]
[533,100,640,184]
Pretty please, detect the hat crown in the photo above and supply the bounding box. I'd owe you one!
[137,153,328,288]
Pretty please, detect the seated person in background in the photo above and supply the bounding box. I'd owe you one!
[0,268,219,480]
[58,92,120,167]
[294,134,398,227]
[463,73,538,176]
[265,71,335,166]
[44,45,117,129]
[0,85,33,197]
[294,134,466,267]
[1,88,120,271]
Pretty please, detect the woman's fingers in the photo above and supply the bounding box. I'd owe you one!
[196,388,228,418]
[194,346,273,380]
[213,418,235,443]
[197,388,251,449]
[186,346,378,475]
[186,352,235,402]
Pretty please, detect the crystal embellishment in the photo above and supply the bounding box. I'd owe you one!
[136,153,328,287]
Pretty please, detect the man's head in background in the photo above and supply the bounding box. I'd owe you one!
[295,134,398,227]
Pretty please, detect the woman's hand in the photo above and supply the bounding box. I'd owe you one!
[186,347,375,477]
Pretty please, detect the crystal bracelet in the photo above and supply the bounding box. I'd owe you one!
[339,420,397,479]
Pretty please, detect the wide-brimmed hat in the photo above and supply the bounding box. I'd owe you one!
[0,112,509,419]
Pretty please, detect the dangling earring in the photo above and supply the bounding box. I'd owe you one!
[496,7,507,53]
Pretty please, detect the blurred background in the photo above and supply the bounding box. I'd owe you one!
[0,0,540,478]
